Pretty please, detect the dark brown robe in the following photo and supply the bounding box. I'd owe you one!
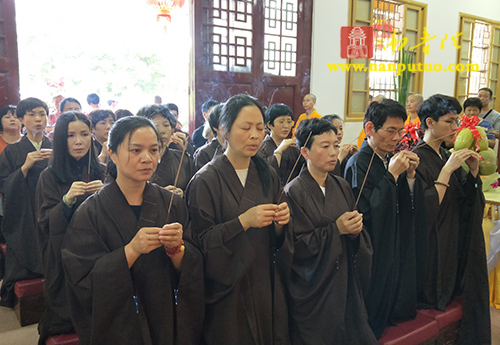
[285,167,377,344]
[0,135,51,307]
[257,135,305,186]
[186,155,292,345]
[330,151,352,178]
[61,178,204,345]
[413,142,490,345]
[35,160,101,343]
[344,141,420,338]
[193,138,223,171]
[150,148,196,191]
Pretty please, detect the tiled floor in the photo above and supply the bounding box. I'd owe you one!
[1,302,500,344]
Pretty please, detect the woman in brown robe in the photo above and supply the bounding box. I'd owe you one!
[35,112,104,344]
[62,116,204,345]
[257,103,304,186]
[186,94,292,345]
[285,118,377,345]
[137,105,195,195]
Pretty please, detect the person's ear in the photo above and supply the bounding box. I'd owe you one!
[300,146,310,160]
[365,121,375,137]
[426,117,434,129]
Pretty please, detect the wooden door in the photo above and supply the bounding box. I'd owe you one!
[192,0,313,132]
[0,0,19,106]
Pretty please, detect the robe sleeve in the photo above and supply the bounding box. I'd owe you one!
[61,202,137,344]
[186,173,254,290]
[286,181,371,284]
[35,171,68,275]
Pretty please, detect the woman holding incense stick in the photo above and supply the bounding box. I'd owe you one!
[35,112,103,343]
[186,94,292,345]
[285,118,377,344]
[62,116,203,345]
[413,94,490,344]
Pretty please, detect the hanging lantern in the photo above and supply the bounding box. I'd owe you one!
[145,0,185,30]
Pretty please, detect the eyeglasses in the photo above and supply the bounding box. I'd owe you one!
[379,127,405,137]
[439,119,460,130]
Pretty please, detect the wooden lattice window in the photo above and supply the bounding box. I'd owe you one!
[202,0,253,73]
[454,14,500,108]
[345,0,426,122]
[193,0,313,132]
[264,0,298,76]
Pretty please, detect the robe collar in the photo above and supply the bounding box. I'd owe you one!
[100,177,161,242]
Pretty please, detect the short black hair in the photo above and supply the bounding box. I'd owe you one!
[88,109,115,129]
[363,99,407,132]
[322,114,342,123]
[266,103,293,126]
[107,100,116,107]
[418,94,458,130]
[165,103,179,115]
[115,109,134,119]
[208,103,223,135]
[479,87,493,98]
[0,105,16,131]
[60,97,81,113]
[433,94,462,114]
[137,104,176,129]
[463,97,483,111]
[87,93,100,106]
[16,97,49,118]
[202,99,219,113]
[295,118,337,150]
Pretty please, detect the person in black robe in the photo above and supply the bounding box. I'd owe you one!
[61,117,204,345]
[88,109,115,156]
[164,102,195,155]
[193,104,225,170]
[285,118,377,344]
[35,112,104,344]
[257,103,305,186]
[0,97,52,307]
[322,114,358,178]
[186,94,292,345]
[344,99,421,338]
[413,95,490,344]
[192,99,219,149]
[137,105,195,195]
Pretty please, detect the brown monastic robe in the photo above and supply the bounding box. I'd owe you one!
[257,135,305,186]
[150,147,195,191]
[285,167,377,345]
[186,155,292,345]
[62,178,204,345]
[0,135,51,306]
[413,142,490,345]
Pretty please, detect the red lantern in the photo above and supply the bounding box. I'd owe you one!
[145,0,185,22]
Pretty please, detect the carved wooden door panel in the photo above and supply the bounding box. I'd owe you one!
[192,0,312,131]
[0,0,19,106]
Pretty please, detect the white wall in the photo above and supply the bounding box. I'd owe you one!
[310,0,500,145]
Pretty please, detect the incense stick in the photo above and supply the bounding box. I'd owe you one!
[354,150,376,208]
[88,117,92,183]
[165,139,188,224]
[276,131,312,204]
